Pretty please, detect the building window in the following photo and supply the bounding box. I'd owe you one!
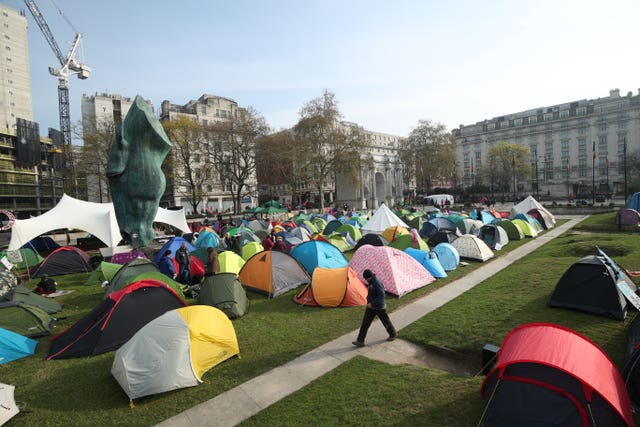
[528,116,537,124]
[576,107,586,115]
[598,122,607,132]
[514,118,522,126]
[560,110,569,118]
[618,120,627,130]
[543,113,553,121]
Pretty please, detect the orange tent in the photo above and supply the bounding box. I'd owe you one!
[294,266,367,307]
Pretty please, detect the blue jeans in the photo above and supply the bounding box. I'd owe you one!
[356,307,396,342]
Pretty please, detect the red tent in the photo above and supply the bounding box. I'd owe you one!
[480,323,632,427]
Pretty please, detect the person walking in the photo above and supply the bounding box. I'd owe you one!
[175,242,191,284]
[159,250,176,279]
[352,269,396,347]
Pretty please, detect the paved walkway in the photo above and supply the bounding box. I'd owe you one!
[156,216,585,427]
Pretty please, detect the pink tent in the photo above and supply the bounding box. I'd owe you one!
[348,244,435,296]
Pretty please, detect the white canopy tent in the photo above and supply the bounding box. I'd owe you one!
[8,194,190,250]
[360,203,408,235]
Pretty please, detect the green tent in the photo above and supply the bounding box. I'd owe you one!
[190,247,209,264]
[84,261,122,286]
[196,273,248,318]
[3,285,63,314]
[104,271,185,300]
[0,302,55,337]
[388,233,429,251]
[103,258,158,299]
[0,248,43,271]
[336,224,362,242]
[264,200,281,208]
[218,251,246,274]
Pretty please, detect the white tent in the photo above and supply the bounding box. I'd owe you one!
[451,234,495,262]
[8,194,190,250]
[0,383,19,425]
[360,204,408,235]
[509,196,555,229]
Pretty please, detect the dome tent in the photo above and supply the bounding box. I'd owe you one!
[349,244,435,297]
[294,266,367,307]
[111,305,239,401]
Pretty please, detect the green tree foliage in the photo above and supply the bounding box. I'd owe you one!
[162,116,213,213]
[398,120,455,193]
[206,107,270,214]
[293,90,366,210]
[484,141,531,193]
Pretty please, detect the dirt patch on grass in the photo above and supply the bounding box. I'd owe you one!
[363,339,483,377]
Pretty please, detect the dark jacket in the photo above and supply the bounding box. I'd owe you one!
[366,275,386,310]
[175,247,190,268]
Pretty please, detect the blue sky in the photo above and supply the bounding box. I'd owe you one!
[8,0,640,140]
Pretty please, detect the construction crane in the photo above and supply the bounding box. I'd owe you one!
[23,0,90,170]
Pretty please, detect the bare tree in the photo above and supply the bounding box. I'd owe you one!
[398,120,455,194]
[293,90,366,210]
[75,117,117,202]
[256,130,312,206]
[206,107,270,214]
[484,141,531,193]
[162,116,213,214]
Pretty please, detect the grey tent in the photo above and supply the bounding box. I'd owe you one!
[103,258,158,299]
[3,285,63,314]
[197,273,248,318]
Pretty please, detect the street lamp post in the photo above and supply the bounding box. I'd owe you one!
[623,137,628,202]
[591,141,596,205]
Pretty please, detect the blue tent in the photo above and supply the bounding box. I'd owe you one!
[626,192,640,211]
[513,213,543,232]
[154,236,195,264]
[0,327,37,364]
[21,236,60,253]
[432,242,460,271]
[405,248,447,278]
[420,217,457,238]
[195,230,220,249]
[290,240,348,275]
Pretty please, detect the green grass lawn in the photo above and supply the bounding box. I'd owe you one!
[3,215,639,426]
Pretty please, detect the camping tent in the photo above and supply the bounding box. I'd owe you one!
[290,240,348,275]
[0,248,43,271]
[548,254,637,321]
[432,242,460,271]
[20,235,59,252]
[336,224,361,242]
[3,285,63,314]
[109,271,186,300]
[354,233,389,251]
[29,246,91,277]
[153,237,195,264]
[420,217,458,238]
[360,204,409,235]
[241,241,264,261]
[511,218,537,237]
[0,270,18,300]
[480,322,632,427]
[510,195,556,229]
[451,235,494,262]
[84,261,122,286]
[294,266,367,307]
[0,383,19,425]
[388,230,429,251]
[0,327,37,364]
[349,245,435,296]
[196,273,248,318]
[194,230,221,249]
[623,315,640,412]
[495,219,524,241]
[103,258,158,298]
[0,302,55,337]
[626,192,640,211]
[111,305,239,401]
[239,251,310,297]
[47,279,187,360]
[318,232,355,253]
[513,213,544,232]
[616,209,640,226]
[380,225,409,243]
[477,224,509,250]
[427,230,458,247]
[218,251,246,274]
[404,248,447,278]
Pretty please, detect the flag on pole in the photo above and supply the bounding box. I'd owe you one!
[512,153,515,168]
[592,141,596,160]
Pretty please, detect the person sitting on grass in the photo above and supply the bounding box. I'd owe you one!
[34,274,57,295]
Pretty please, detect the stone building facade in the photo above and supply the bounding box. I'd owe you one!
[453,88,640,199]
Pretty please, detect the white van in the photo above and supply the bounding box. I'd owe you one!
[423,194,454,207]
